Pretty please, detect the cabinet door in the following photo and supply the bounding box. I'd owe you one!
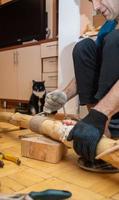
[0,50,18,99]
[17,45,41,100]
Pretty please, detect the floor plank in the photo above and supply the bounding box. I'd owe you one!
[0,120,119,200]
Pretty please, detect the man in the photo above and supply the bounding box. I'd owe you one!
[44,0,119,171]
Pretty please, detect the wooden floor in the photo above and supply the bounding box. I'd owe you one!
[0,111,119,199]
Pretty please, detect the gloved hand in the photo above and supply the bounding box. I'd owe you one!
[43,90,67,113]
[67,109,108,162]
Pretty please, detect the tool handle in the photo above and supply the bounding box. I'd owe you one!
[3,154,21,165]
[29,189,72,200]
[0,160,4,168]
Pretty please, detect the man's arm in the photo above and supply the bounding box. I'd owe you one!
[67,80,119,161]
[94,80,119,119]
[63,78,78,101]
[44,78,77,113]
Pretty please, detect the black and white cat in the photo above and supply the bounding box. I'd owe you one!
[28,80,46,115]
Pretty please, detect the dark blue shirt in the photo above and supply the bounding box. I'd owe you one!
[96,20,117,47]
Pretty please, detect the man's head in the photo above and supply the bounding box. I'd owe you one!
[89,0,119,20]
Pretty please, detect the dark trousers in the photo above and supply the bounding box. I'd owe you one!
[73,29,119,105]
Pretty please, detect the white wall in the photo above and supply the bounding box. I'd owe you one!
[58,0,80,114]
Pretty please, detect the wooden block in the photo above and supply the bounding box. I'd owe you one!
[21,135,67,163]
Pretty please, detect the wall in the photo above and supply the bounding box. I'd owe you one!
[58,0,92,114]
[58,0,80,114]
[80,0,93,34]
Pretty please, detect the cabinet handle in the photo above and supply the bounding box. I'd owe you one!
[13,51,19,65]
[48,75,58,79]
[13,52,16,65]
[46,44,58,48]
[49,60,57,63]
[16,51,19,65]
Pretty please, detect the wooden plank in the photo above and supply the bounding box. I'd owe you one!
[0,176,25,192]
[9,169,44,187]
[19,177,106,200]
[0,118,119,199]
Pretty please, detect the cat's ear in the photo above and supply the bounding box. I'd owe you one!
[32,80,35,84]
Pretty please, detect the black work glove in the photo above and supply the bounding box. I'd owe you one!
[67,109,108,162]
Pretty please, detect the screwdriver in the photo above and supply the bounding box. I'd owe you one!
[0,152,21,165]
[29,189,72,200]
[0,159,4,168]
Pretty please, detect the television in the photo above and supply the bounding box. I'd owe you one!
[0,0,47,48]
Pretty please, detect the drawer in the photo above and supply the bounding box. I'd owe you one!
[43,72,58,87]
[41,41,58,58]
[43,57,58,72]
[46,87,57,93]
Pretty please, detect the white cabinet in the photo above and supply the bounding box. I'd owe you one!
[43,57,58,72]
[0,45,41,101]
[0,49,18,99]
[16,46,41,100]
[41,41,58,92]
[41,41,58,58]
[0,40,58,102]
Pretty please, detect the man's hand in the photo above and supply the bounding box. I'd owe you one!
[44,90,67,113]
[67,109,108,162]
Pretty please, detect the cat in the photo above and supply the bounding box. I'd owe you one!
[28,80,46,115]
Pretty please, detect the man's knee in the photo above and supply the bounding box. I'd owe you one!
[73,38,96,58]
[104,29,119,47]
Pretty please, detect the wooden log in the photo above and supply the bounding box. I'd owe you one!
[29,115,73,147]
[21,135,67,163]
[0,112,14,123]
[0,112,119,168]
[0,112,72,147]
[0,112,32,128]
[96,137,119,168]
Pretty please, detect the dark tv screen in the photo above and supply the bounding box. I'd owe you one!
[0,0,46,48]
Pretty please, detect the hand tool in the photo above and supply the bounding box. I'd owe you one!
[0,189,72,200]
[29,189,72,200]
[0,159,4,168]
[0,152,21,165]
[62,105,67,119]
